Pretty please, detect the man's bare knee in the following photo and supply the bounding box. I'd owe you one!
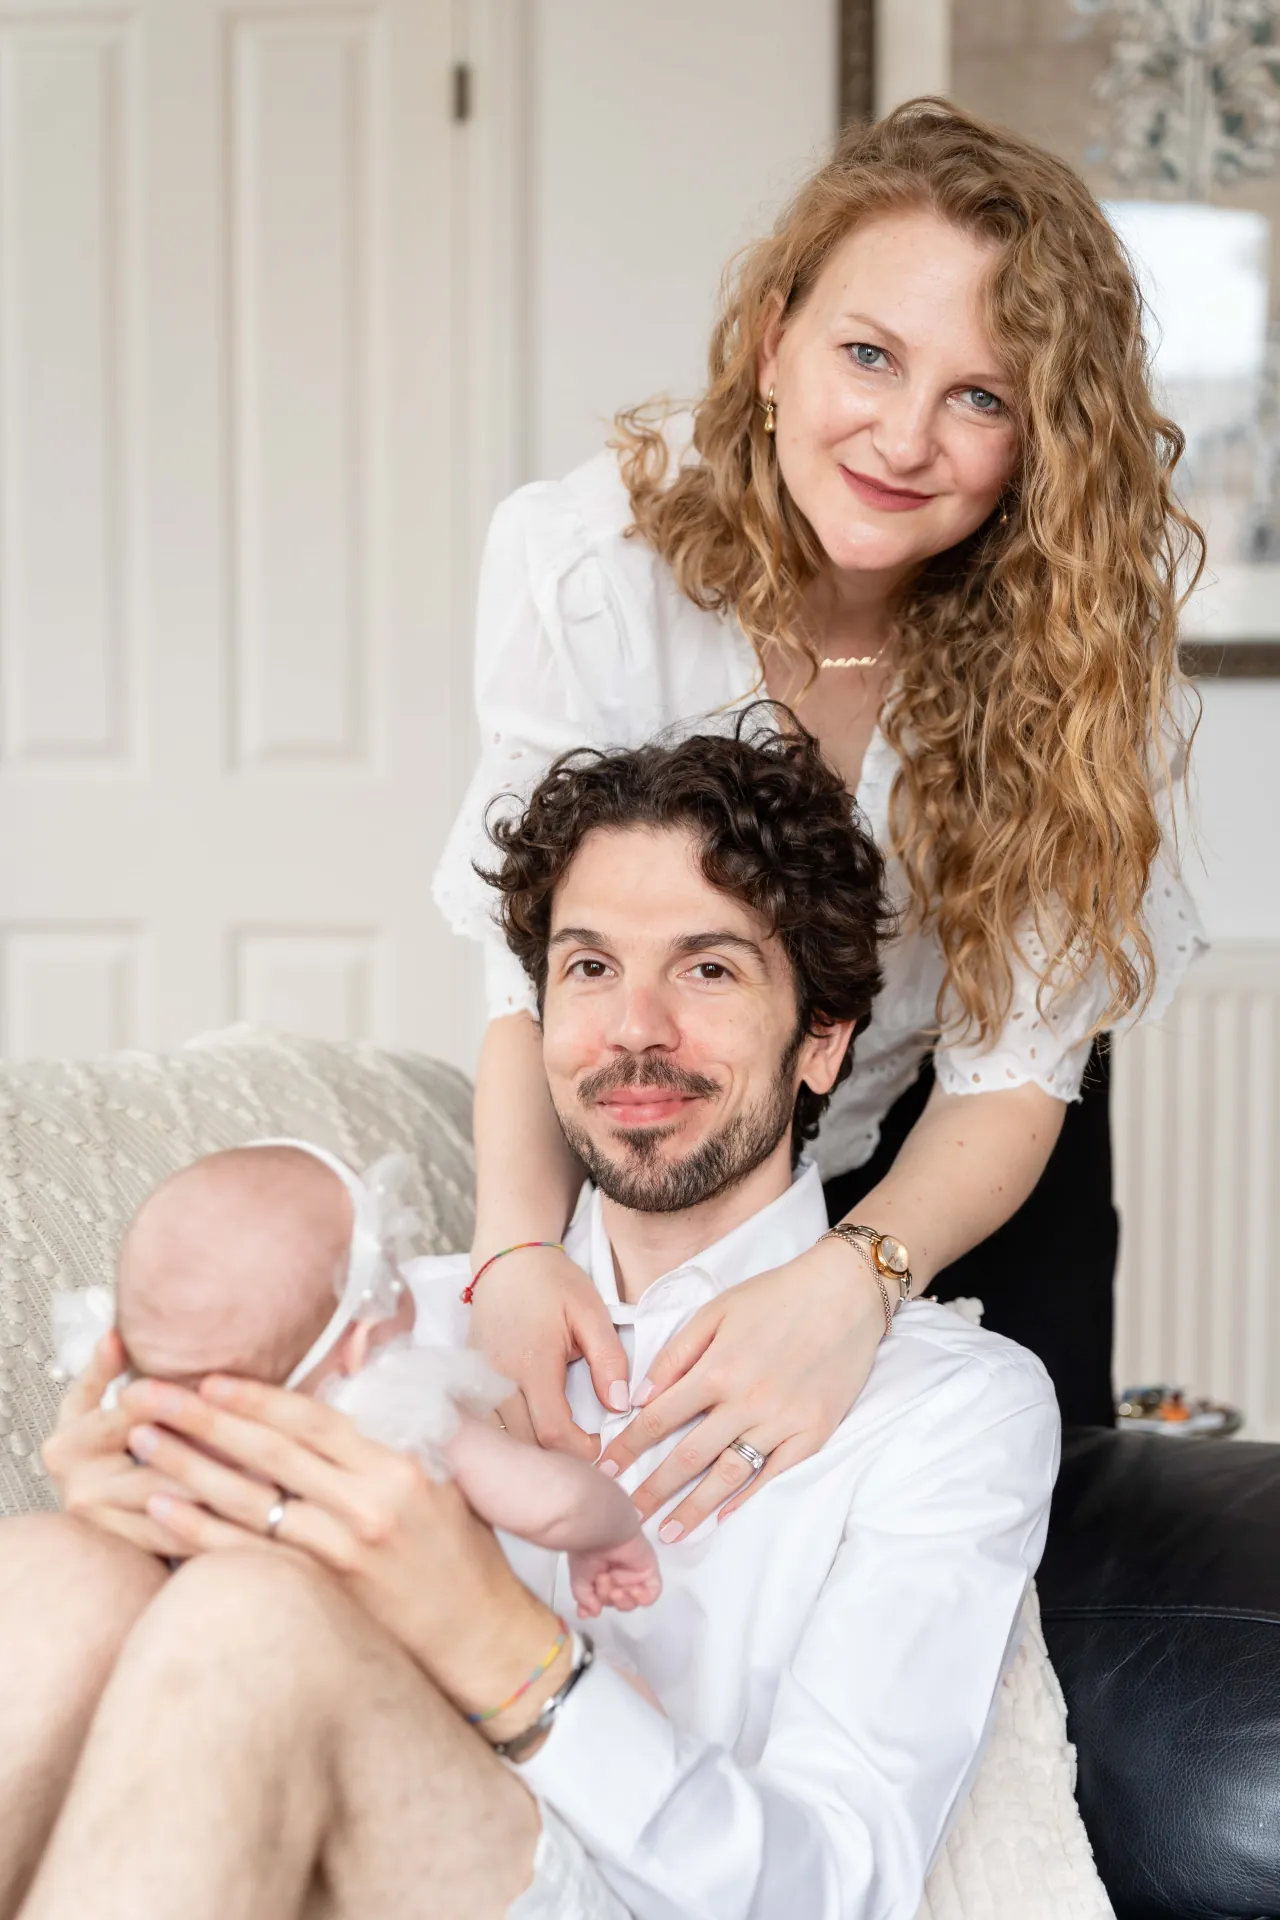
[0,1517,167,1919]
[122,1548,472,1790]
[0,1514,166,1774]
[0,1513,166,1658]
[160,1546,352,1645]
[8,1552,357,1920]
[121,1548,361,1724]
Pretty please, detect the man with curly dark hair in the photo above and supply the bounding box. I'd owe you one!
[4,716,1058,1920]
[482,712,892,1208]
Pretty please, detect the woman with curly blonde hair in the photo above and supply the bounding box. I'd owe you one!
[434,97,1204,1532]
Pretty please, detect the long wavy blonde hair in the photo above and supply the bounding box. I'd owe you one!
[615,98,1203,1043]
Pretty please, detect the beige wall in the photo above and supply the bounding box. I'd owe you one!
[526,0,837,480]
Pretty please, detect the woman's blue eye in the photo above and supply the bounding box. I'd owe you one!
[851,343,888,369]
[963,387,1004,414]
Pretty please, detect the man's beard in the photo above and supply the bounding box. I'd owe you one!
[555,1037,801,1215]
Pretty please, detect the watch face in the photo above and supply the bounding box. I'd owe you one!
[877,1235,910,1275]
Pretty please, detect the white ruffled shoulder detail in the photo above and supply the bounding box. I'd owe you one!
[431,424,755,1026]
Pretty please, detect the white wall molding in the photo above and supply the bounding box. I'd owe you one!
[231,925,383,1043]
[442,0,530,1052]
[453,0,529,557]
[0,921,146,1059]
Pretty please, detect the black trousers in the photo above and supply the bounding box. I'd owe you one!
[821,1039,1117,1428]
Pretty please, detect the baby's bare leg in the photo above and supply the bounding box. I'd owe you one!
[442,1415,639,1553]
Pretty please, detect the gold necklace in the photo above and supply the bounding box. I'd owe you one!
[818,646,886,669]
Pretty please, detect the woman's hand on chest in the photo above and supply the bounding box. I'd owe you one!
[595,1239,891,1541]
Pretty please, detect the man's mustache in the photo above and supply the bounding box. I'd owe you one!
[577,1056,721,1106]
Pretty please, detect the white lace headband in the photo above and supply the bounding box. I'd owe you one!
[259,1139,418,1388]
[49,1140,421,1395]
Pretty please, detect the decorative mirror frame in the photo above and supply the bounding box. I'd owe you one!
[838,0,875,126]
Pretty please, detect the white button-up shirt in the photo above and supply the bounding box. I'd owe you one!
[407,1164,1060,1920]
[430,430,1205,1178]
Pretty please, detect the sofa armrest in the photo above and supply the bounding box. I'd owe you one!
[1038,1427,1280,1920]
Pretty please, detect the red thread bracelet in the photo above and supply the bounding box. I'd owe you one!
[462,1239,566,1306]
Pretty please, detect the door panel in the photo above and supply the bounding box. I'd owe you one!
[0,0,480,1068]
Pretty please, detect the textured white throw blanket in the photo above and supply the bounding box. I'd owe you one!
[919,1587,1114,1919]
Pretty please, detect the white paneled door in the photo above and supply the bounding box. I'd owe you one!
[0,0,498,1069]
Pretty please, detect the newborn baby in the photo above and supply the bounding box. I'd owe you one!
[52,1141,659,1619]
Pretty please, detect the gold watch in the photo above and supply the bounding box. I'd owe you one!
[834,1224,913,1307]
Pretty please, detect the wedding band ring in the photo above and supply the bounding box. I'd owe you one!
[728,1439,767,1474]
[264,1494,292,1540]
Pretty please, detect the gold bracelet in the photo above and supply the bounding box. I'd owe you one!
[819,1227,894,1336]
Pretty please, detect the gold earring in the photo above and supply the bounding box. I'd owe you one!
[764,386,776,435]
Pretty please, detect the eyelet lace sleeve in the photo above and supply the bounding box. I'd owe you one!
[935,703,1207,1102]
[431,480,627,1023]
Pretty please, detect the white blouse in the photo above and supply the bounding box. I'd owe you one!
[433,438,1206,1180]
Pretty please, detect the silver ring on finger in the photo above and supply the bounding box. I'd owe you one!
[264,1491,295,1541]
[727,1439,767,1474]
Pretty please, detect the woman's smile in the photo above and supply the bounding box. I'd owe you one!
[839,466,936,511]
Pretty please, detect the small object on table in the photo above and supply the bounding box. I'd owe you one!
[1115,1383,1243,1438]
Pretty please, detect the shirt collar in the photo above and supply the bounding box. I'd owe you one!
[568,1161,829,1312]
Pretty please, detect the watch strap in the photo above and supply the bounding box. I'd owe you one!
[840,1223,913,1304]
[819,1226,894,1336]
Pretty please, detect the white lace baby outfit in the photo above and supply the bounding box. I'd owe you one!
[432,424,1205,1180]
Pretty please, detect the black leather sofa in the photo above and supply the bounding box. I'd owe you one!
[1039,1427,1280,1919]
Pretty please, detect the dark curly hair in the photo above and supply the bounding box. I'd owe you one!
[481,707,894,1150]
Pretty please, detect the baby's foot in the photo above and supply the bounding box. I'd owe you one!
[568,1532,662,1618]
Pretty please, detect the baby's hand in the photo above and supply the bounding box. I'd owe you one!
[568,1531,662,1618]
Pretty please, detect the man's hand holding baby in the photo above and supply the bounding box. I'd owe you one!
[42,1331,192,1560]
[48,1135,663,1679]
[122,1370,575,1737]
[125,1366,661,1624]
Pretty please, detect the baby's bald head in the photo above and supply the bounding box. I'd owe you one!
[117,1146,352,1387]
